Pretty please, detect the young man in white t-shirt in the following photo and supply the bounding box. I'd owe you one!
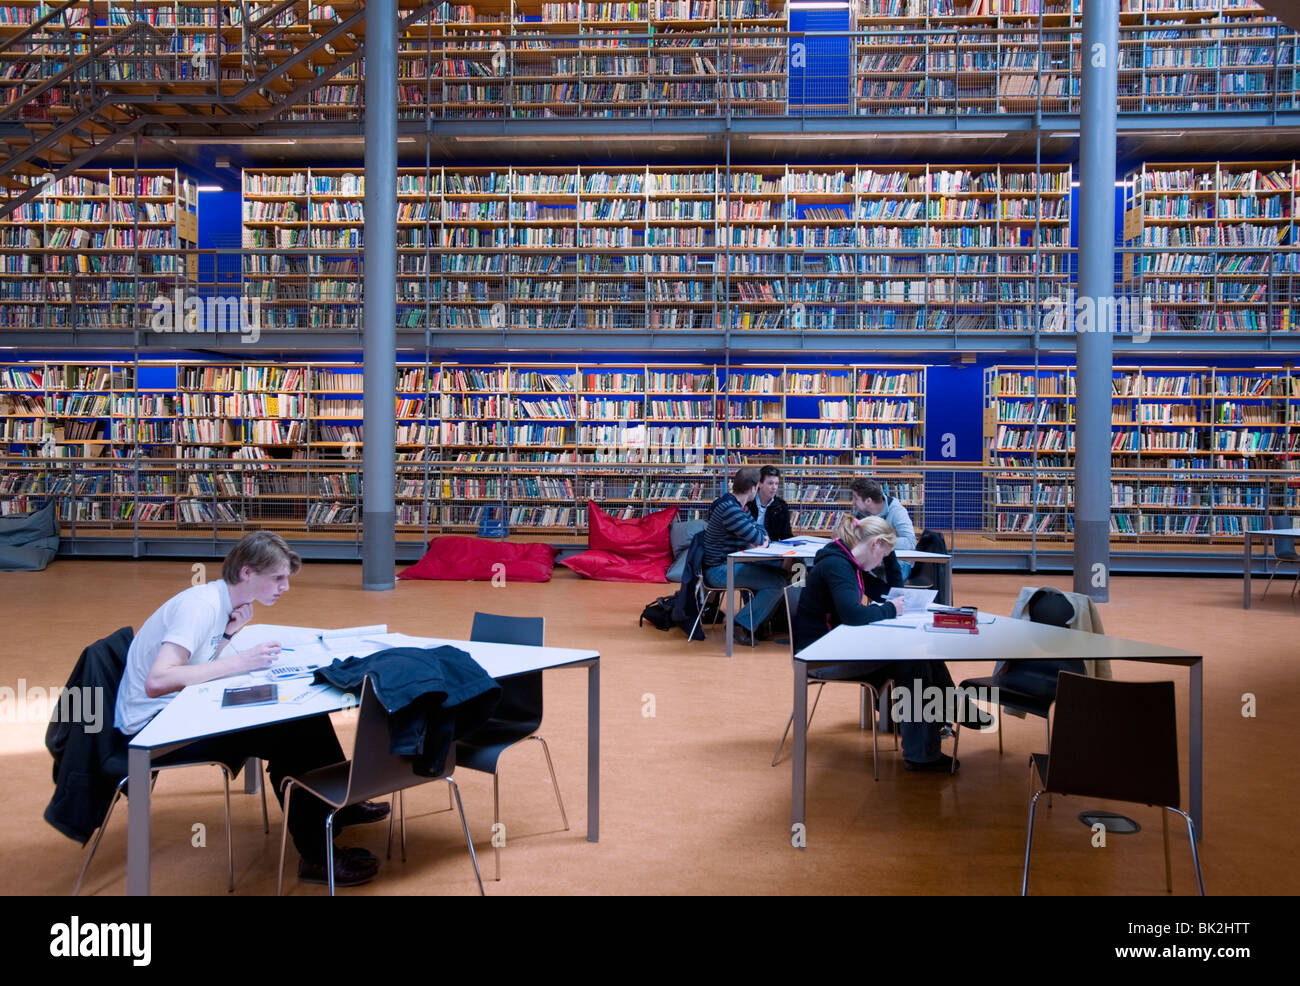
[114,530,389,887]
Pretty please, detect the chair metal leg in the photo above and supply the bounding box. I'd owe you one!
[1262,563,1278,598]
[1021,790,1044,896]
[998,719,1004,756]
[276,780,294,897]
[950,724,961,774]
[399,789,407,863]
[447,778,485,896]
[532,735,569,831]
[324,811,337,896]
[73,778,127,896]
[1170,811,1180,894]
[772,682,826,767]
[1170,807,1206,896]
[260,770,269,835]
[492,772,501,881]
[219,765,234,893]
[386,792,396,860]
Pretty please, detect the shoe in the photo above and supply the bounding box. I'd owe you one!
[298,851,380,887]
[334,800,391,831]
[904,753,959,773]
[734,625,755,647]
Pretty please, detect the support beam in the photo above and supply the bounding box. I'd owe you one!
[362,0,397,591]
[1073,0,1118,602]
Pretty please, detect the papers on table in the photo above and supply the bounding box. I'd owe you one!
[873,587,938,628]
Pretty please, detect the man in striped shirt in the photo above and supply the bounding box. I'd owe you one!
[703,467,788,646]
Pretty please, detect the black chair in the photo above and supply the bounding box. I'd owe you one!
[67,628,268,896]
[951,587,1086,768]
[691,572,754,646]
[1022,672,1205,896]
[276,677,483,896]
[771,584,897,778]
[453,612,568,880]
[1262,533,1300,600]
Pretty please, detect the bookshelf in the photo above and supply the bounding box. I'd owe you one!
[1123,161,1298,335]
[0,169,198,331]
[236,162,1069,336]
[984,364,1300,541]
[1,358,928,536]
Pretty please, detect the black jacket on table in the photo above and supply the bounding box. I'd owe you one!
[315,646,501,776]
[44,626,134,845]
[792,542,904,654]
[746,494,793,543]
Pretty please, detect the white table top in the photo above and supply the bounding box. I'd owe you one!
[795,612,1200,665]
[131,624,599,750]
[731,543,950,561]
[1252,528,1300,538]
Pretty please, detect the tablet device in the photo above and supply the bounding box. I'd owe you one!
[222,684,278,708]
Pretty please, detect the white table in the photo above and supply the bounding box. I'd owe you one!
[1242,527,1300,608]
[723,543,953,657]
[788,613,1203,845]
[126,624,600,896]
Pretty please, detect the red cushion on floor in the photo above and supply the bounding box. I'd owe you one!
[559,549,671,583]
[397,536,558,582]
[557,501,677,582]
[586,500,677,558]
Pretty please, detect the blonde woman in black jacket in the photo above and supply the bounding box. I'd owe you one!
[792,514,960,773]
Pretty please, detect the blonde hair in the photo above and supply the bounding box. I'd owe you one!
[835,513,897,553]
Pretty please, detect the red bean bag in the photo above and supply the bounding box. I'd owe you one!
[398,536,558,582]
[559,501,677,582]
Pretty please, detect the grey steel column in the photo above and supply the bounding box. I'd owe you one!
[363,0,397,590]
[1073,0,1118,602]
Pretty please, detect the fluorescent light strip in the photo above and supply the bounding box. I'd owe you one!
[196,184,225,192]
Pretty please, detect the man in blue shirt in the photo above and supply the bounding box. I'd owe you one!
[704,467,788,646]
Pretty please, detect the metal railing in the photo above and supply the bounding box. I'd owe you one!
[3,457,1295,559]
[3,19,1299,125]
[4,245,1300,340]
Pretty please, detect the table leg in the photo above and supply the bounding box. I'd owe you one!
[725,555,736,659]
[244,757,262,794]
[587,660,600,843]
[944,558,955,607]
[1190,657,1202,842]
[1243,533,1253,610]
[791,661,808,848]
[126,745,151,896]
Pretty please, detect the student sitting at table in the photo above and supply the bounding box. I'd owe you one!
[703,466,788,647]
[849,477,918,580]
[791,514,961,773]
[113,530,391,887]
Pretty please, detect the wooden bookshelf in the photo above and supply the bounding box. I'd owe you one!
[237,163,1069,336]
[0,169,198,331]
[1,357,929,535]
[984,363,1300,541]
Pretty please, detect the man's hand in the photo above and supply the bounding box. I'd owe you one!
[226,602,253,637]
[233,641,280,674]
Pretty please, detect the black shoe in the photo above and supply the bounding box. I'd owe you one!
[298,850,380,887]
[904,753,959,773]
[689,624,707,641]
[734,625,756,647]
[334,800,391,831]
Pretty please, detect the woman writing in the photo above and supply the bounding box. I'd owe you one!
[792,514,960,773]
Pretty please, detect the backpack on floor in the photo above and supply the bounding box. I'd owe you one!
[639,595,677,631]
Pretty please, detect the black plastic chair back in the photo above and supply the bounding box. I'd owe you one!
[1275,535,1298,561]
[1044,672,1181,809]
[470,612,544,729]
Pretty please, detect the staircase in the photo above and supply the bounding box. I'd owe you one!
[0,1,433,221]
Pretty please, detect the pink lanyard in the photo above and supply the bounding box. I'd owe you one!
[825,539,866,631]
